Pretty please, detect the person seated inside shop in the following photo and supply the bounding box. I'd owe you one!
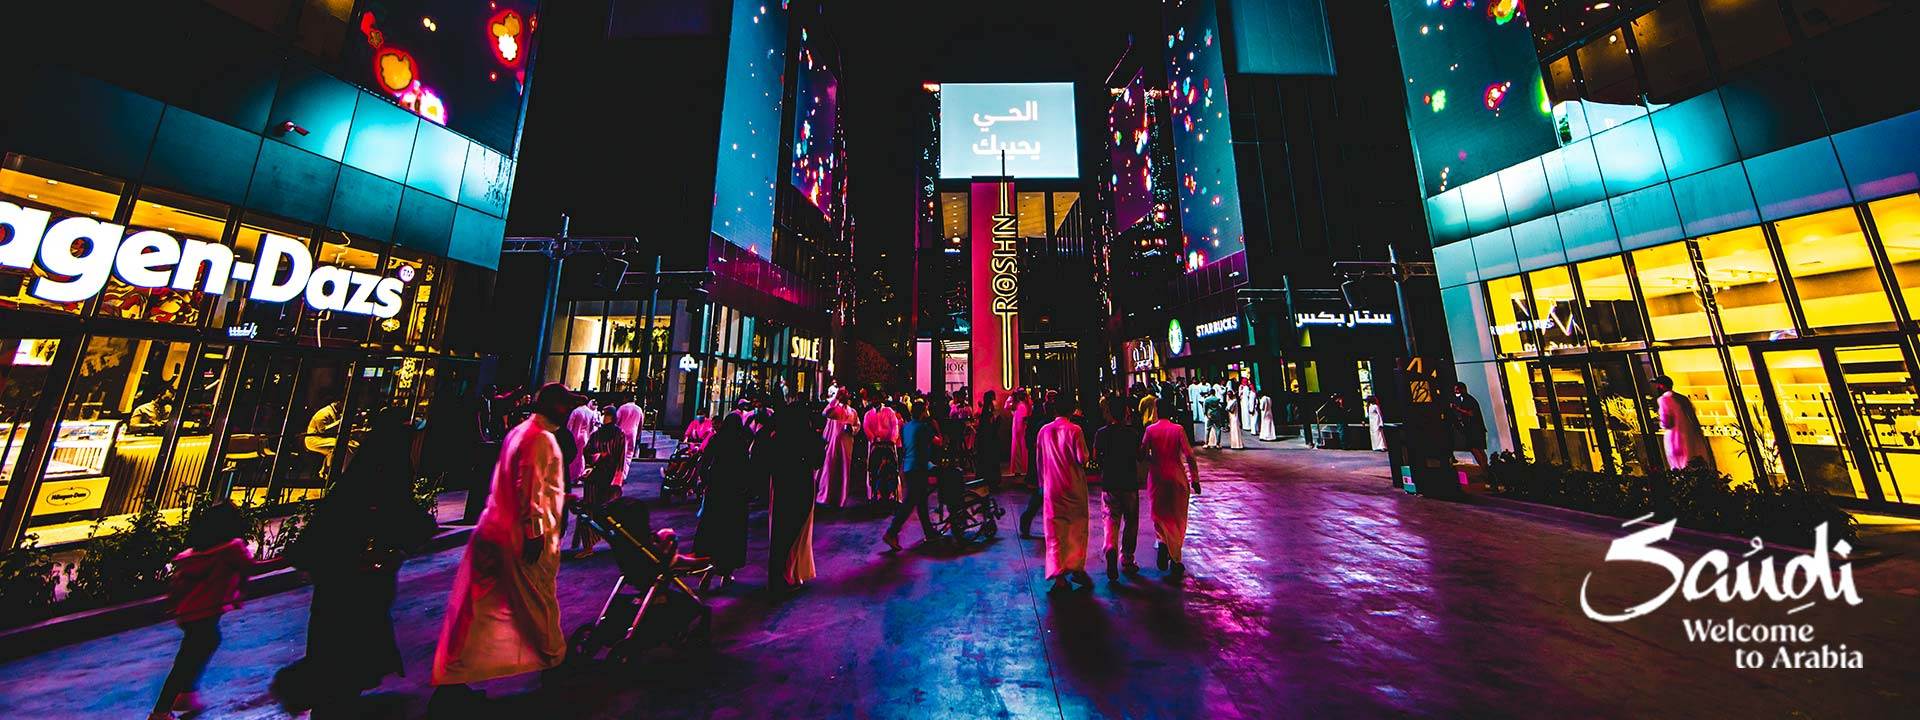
[128,390,176,435]
[304,394,345,479]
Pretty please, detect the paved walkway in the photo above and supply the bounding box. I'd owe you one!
[2,439,1917,718]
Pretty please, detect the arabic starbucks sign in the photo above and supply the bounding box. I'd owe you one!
[939,82,1080,180]
[0,202,408,318]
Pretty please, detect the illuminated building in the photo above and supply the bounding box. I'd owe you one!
[1099,0,1440,427]
[912,83,1101,402]
[1401,0,1920,507]
[503,0,848,426]
[0,0,539,549]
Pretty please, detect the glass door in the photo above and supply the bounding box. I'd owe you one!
[1541,361,1603,471]
[1590,354,1659,476]
[1834,345,1918,505]
[1758,349,1873,501]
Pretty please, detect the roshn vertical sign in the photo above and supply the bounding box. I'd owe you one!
[970,180,1020,399]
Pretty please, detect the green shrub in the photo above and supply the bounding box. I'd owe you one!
[0,534,60,623]
[65,502,186,606]
[1486,454,1857,548]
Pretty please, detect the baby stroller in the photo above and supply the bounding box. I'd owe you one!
[568,498,714,664]
[659,442,703,504]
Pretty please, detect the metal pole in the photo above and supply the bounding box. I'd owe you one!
[642,254,661,450]
[1390,244,1419,361]
[528,215,569,386]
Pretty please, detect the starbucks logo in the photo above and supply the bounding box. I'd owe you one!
[1168,319,1186,357]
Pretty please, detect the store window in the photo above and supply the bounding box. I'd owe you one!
[0,339,61,498]
[99,188,230,326]
[567,301,608,354]
[1486,275,1535,356]
[220,351,300,506]
[1699,0,1794,72]
[1695,227,1792,338]
[282,359,352,500]
[1758,348,1866,499]
[310,232,384,347]
[1726,350,1784,486]
[1526,266,1586,351]
[1576,256,1647,346]
[1631,2,1714,103]
[1773,208,1896,331]
[375,245,445,347]
[1864,195,1920,318]
[0,155,126,316]
[1631,242,1712,342]
[1656,347,1753,483]
[224,216,319,341]
[1503,361,1552,463]
[167,342,229,505]
[1575,27,1643,106]
[30,337,196,541]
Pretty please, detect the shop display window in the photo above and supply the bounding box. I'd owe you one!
[1575,256,1647,346]
[310,232,385,347]
[1832,345,1915,504]
[1502,361,1553,464]
[1727,349,1786,486]
[1773,208,1896,331]
[567,301,608,354]
[0,338,61,493]
[29,337,198,542]
[375,245,446,347]
[224,216,320,341]
[1656,348,1753,484]
[0,154,125,316]
[98,188,230,327]
[1590,356,1659,476]
[221,351,302,506]
[1756,348,1867,499]
[1630,241,1712,342]
[281,359,351,501]
[1485,275,1535,356]
[1695,227,1792,339]
[1525,266,1586,352]
[1864,195,1920,318]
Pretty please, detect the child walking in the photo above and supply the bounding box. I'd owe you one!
[150,501,253,720]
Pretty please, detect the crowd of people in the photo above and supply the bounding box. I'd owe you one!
[150,374,1413,717]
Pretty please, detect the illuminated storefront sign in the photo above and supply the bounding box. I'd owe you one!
[1295,310,1396,328]
[1125,338,1159,372]
[790,336,822,362]
[969,180,1021,397]
[0,203,408,318]
[1167,319,1188,357]
[1195,315,1241,338]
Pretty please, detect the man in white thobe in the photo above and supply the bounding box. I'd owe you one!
[1036,407,1092,592]
[1186,380,1209,443]
[431,383,585,699]
[616,396,644,459]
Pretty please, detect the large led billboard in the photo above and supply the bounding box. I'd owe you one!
[1108,70,1156,233]
[791,49,840,221]
[709,0,789,256]
[939,82,1079,180]
[348,0,541,155]
[1388,0,1557,196]
[1166,0,1245,273]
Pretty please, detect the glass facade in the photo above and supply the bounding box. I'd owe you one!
[1463,195,1919,505]
[0,154,481,546]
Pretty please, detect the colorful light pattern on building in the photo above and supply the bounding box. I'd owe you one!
[791,44,840,221]
[1166,0,1246,274]
[1107,70,1156,233]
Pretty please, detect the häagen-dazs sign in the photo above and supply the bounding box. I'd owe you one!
[0,202,408,318]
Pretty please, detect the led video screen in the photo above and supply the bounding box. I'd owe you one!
[1108,70,1155,233]
[347,0,540,155]
[791,51,840,221]
[939,82,1079,180]
[709,0,789,257]
[1387,0,1558,196]
[1166,0,1245,273]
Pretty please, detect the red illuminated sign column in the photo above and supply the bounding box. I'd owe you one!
[969,179,1020,401]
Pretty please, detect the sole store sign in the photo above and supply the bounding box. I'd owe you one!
[1,202,407,318]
